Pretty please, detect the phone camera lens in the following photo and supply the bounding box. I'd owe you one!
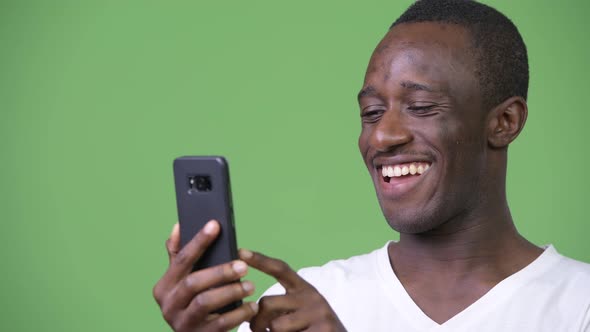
[189,175,212,192]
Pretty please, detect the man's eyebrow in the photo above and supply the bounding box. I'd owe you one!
[358,81,439,100]
[357,86,377,100]
[400,80,435,92]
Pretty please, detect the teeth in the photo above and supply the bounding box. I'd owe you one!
[381,162,431,178]
[417,164,424,174]
[382,166,394,177]
[401,166,409,175]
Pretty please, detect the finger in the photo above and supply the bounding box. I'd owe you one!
[239,249,306,291]
[154,223,183,306]
[166,223,180,264]
[180,281,255,325]
[268,309,310,332]
[169,302,257,332]
[168,260,249,309]
[207,302,259,332]
[167,220,220,281]
[250,294,299,332]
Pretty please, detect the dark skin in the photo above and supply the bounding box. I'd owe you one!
[358,22,542,323]
[154,21,543,330]
[153,220,345,331]
[153,222,258,332]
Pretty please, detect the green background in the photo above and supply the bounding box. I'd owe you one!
[1,0,589,331]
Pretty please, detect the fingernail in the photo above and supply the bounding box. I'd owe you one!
[242,281,254,293]
[203,220,218,234]
[239,248,253,259]
[249,302,259,313]
[233,260,247,273]
[170,223,179,236]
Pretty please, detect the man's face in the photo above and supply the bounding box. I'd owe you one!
[358,22,489,234]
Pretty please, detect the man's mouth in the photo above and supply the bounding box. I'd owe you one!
[380,162,431,183]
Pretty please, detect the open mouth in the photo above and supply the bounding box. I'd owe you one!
[379,162,431,183]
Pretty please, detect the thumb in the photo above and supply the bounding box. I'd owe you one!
[165,223,180,264]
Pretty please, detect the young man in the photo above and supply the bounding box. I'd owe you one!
[153,1,590,331]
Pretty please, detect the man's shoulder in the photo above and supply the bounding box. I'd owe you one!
[532,245,590,307]
[550,247,590,281]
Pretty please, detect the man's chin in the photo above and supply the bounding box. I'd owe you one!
[383,210,441,234]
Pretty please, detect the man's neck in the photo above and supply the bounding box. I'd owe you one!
[386,206,544,324]
[389,206,542,282]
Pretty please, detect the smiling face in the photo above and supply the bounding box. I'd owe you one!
[358,22,491,234]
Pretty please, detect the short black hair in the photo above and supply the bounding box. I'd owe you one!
[392,0,529,110]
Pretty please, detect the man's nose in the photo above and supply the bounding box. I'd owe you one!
[369,108,413,151]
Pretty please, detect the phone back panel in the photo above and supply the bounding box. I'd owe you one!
[173,156,238,271]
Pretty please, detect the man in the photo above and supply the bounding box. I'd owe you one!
[153,1,590,331]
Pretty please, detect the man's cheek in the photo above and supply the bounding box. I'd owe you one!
[358,131,370,163]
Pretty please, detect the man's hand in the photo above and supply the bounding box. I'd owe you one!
[239,249,347,332]
[153,221,259,332]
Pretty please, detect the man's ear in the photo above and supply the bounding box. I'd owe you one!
[486,96,528,148]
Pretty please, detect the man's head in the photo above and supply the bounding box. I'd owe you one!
[358,0,529,234]
[393,0,529,110]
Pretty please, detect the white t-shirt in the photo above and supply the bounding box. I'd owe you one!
[238,242,590,332]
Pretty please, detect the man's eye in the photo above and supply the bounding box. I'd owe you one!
[361,110,384,123]
[407,105,437,115]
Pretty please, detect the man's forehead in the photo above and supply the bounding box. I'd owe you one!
[385,22,472,47]
[372,22,475,68]
[363,49,453,94]
[361,22,477,98]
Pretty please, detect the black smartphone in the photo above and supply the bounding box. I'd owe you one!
[173,156,241,312]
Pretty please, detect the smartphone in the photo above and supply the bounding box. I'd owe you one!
[173,156,241,312]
